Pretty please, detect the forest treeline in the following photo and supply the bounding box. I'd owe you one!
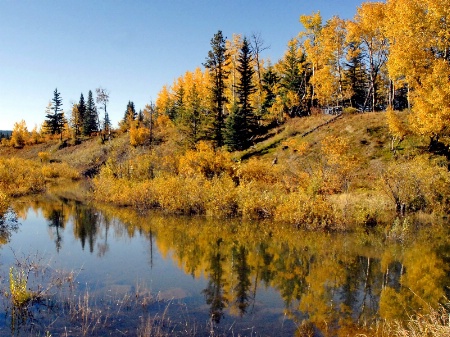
[4,0,450,151]
[1,0,450,230]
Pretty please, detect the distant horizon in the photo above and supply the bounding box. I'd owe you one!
[0,0,370,130]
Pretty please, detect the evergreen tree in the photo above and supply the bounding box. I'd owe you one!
[278,38,309,117]
[120,101,137,131]
[343,43,367,110]
[84,90,98,135]
[45,88,66,139]
[77,93,87,135]
[123,101,136,122]
[261,65,279,115]
[204,30,229,148]
[225,37,257,151]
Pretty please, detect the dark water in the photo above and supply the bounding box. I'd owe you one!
[0,195,448,336]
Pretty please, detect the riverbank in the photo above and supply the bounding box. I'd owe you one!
[1,112,449,232]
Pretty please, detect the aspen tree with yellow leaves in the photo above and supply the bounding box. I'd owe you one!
[313,16,347,107]
[10,120,29,148]
[299,11,323,109]
[385,0,450,146]
[347,2,388,112]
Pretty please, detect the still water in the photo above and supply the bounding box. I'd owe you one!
[0,195,448,336]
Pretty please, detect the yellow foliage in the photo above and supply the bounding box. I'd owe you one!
[10,120,29,148]
[0,158,46,196]
[41,162,80,180]
[409,60,450,140]
[274,192,341,230]
[0,190,8,216]
[130,124,150,147]
[38,151,50,163]
[178,141,233,179]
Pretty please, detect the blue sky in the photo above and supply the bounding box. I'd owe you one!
[0,0,369,130]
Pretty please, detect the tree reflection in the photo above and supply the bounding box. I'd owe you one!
[231,245,251,316]
[73,204,98,253]
[202,238,228,323]
[0,210,19,245]
[45,202,65,252]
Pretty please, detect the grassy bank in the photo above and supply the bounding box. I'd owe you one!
[1,112,449,231]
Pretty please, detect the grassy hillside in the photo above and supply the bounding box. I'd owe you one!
[1,112,448,231]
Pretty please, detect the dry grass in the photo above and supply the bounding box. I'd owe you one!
[383,305,450,337]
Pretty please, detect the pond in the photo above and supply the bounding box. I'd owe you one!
[0,194,448,336]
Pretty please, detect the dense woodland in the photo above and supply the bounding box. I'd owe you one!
[1,0,450,229]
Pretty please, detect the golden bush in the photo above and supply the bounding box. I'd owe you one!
[0,158,46,196]
[178,141,234,179]
[237,181,283,219]
[0,190,8,215]
[203,175,238,217]
[274,192,342,230]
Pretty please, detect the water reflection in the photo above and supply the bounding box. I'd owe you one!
[8,196,450,335]
[0,209,19,245]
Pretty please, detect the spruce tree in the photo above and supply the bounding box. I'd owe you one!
[45,88,66,139]
[78,93,87,135]
[225,37,256,151]
[84,90,98,135]
[204,30,229,148]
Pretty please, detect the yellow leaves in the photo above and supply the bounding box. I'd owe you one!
[178,141,233,179]
[129,123,150,147]
[409,60,450,139]
[0,190,8,216]
[386,108,408,141]
[10,120,29,148]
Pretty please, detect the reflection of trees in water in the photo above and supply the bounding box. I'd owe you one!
[13,198,447,334]
[0,210,19,245]
[46,202,65,252]
[231,245,251,316]
[73,204,98,253]
[202,238,228,324]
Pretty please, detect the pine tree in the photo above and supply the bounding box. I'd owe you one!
[45,88,66,139]
[204,30,229,148]
[84,90,98,135]
[78,93,87,135]
[261,65,279,114]
[225,37,257,151]
[343,43,367,109]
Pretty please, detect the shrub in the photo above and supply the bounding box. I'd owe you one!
[38,151,50,163]
[204,175,238,217]
[9,266,32,307]
[380,155,450,214]
[0,158,46,196]
[0,190,8,215]
[343,107,359,114]
[274,192,342,230]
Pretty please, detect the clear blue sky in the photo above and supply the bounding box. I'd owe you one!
[0,0,369,130]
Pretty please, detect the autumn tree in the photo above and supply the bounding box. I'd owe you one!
[45,88,66,140]
[96,87,111,140]
[120,101,137,131]
[204,30,229,148]
[273,38,309,119]
[10,120,29,148]
[313,16,348,107]
[225,37,257,151]
[385,0,450,146]
[177,70,210,148]
[347,2,388,111]
[299,11,323,109]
